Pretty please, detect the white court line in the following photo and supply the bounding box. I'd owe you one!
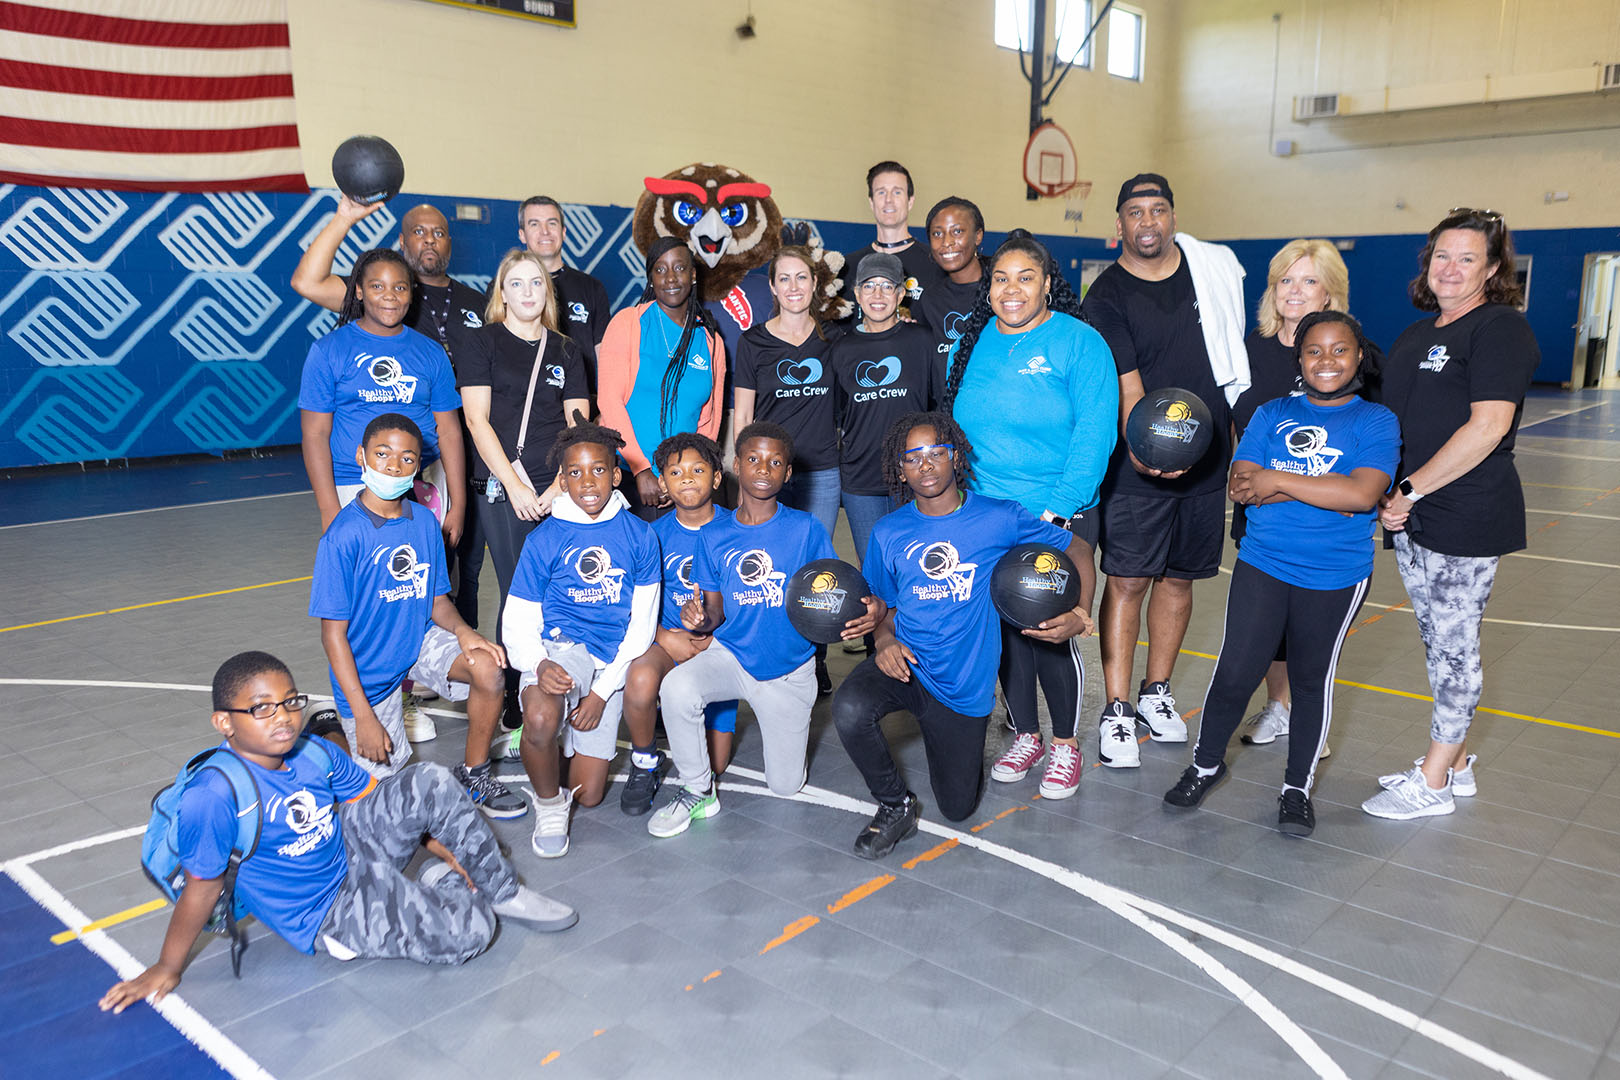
[0,678,212,692]
[1518,401,1612,428]
[1525,507,1620,521]
[1505,551,1620,570]
[0,490,309,531]
[1516,445,1620,463]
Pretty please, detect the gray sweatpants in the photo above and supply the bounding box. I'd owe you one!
[659,640,816,796]
[1394,532,1500,745]
[319,762,519,964]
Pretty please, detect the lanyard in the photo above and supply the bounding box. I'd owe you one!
[418,284,454,348]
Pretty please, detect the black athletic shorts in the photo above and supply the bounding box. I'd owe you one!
[1099,488,1224,580]
[1067,506,1100,549]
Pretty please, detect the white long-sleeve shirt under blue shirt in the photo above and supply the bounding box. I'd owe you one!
[949,311,1119,518]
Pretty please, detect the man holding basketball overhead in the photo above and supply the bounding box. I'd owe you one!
[1079,174,1249,768]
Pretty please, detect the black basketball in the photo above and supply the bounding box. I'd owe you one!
[990,543,1081,630]
[1125,387,1214,473]
[332,135,405,204]
[784,559,870,644]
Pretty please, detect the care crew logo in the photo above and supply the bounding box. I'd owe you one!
[727,547,786,607]
[795,569,848,618]
[943,311,968,341]
[373,543,430,602]
[906,539,978,602]
[1148,396,1202,445]
[1420,344,1450,373]
[856,356,901,388]
[663,552,698,606]
[776,356,823,386]
[568,545,627,604]
[545,364,566,389]
[568,301,589,323]
[1272,420,1343,477]
[1018,355,1052,377]
[270,789,335,858]
[356,353,418,404]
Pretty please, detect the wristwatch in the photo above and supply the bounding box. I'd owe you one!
[1041,510,1071,529]
[1397,478,1425,502]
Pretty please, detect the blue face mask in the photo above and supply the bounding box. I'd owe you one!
[362,464,415,501]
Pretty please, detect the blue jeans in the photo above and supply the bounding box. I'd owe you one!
[841,490,902,568]
[781,467,841,541]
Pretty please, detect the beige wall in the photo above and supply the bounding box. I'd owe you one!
[286,0,1171,239]
[1162,0,1620,238]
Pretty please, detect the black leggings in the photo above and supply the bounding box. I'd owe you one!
[1001,625,1085,741]
[1193,560,1368,791]
[832,658,991,822]
[472,492,541,649]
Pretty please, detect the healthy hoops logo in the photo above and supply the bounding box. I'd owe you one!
[356,353,418,404]
[373,543,430,601]
[906,539,978,602]
[570,545,627,604]
[904,275,923,301]
[1272,420,1343,477]
[664,552,698,606]
[729,547,786,607]
[545,364,566,389]
[270,789,336,858]
[1148,396,1202,445]
[776,356,823,386]
[461,309,483,328]
[1022,548,1072,597]
[855,356,901,388]
[795,569,848,616]
[568,301,588,323]
[1420,344,1450,373]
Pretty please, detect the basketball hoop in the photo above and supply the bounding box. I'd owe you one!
[1022,121,1079,198]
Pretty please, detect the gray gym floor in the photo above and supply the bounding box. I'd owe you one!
[4,389,1620,1079]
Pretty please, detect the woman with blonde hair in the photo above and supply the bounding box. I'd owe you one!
[1231,239,1351,750]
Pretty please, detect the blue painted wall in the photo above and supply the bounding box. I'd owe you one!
[1,179,1608,469]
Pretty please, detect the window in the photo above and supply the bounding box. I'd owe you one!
[1106,4,1144,80]
[995,0,1093,67]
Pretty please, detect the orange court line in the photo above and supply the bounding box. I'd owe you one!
[0,575,314,634]
[758,914,820,954]
[970,805,1029,833]
[901,838,958,869]
[826,874,896,914]
[702,969,722,983]
[540,1051,561,1066]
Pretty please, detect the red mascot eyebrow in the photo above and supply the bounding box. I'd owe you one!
[716,182,771,203]
[644,177,709,203]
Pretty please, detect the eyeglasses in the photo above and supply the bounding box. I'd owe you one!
[224,694,310,720]
[900,444,954,466]
[1448,207,1502,222]
[858,281,899,296]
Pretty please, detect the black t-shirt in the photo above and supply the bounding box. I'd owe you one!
[911,274,982,388]
[830,321,936,495]
[551,265,612,390]
[734,322,842,472]
[407,279,487,375]
[1377,304,1539,557]
[839,237,945,316]
[456,324,589,482]
[1080,250,1232,498]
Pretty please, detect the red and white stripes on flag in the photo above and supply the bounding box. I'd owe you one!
[0,0,306,192]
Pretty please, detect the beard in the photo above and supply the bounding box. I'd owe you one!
[404,247,446,276]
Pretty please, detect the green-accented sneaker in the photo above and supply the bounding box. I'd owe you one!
[647,784,719,838]
[490,725,523,763]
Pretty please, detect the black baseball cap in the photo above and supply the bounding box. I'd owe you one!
[1116,173,1174,210]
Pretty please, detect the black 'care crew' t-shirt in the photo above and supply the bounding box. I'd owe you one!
[829,321,936,496]
[912,274,982,389]
[734,322,842,472]
[1377,303,1539,557]
[456,324,589,483]
[1080,251,1232,498]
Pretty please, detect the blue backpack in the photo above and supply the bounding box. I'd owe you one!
[141,736,335,976]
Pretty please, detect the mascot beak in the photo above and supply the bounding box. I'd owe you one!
[688,206,732,268]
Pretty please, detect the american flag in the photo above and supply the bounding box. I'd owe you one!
[0,0,306,192]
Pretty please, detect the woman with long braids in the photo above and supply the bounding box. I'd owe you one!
[942,234,1118,799]
[597,237,727,519]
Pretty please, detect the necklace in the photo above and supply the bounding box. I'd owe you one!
[872,237,911,251]
[655,307,683,361]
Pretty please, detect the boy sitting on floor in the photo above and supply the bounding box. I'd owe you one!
[100,651,574,1013]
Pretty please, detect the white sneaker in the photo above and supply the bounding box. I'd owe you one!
[490,725,523,762]
[1380,754,1477,797]
[1135,681,1188,742]
[1097,701,1141,768]
[1240,700,1291,745]
[402,691,436,743]
[531,788,574,858]
[1361,769,1455,820]
[492,886,577,932]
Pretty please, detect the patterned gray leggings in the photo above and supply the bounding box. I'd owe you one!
[1394,532,1500,745]
[320,762,518,964]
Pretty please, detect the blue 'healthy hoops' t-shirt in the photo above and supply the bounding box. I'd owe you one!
[865,493,1071,715]
[652,506,732,632]
[1235,394,1401,590]
[298,322,462,485]
[509,510,662,664]
[309,500,448,715]
[693,505,836,680]
[179,739,373,954]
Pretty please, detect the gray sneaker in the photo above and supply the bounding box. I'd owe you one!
[1240,700,1291,745]
[531,788,574,858]
[1379,754,1477,797]
[648,784,719,838]
[492,885,577,933]
[453,763,528,819]
[1362,770,1455,820]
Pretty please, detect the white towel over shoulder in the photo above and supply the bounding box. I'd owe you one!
[1175,232,1250,406]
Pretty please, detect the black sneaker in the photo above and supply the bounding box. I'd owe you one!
[620,752,671,816]
[454,763,528,819]
[816,656,832,696]
[853,793,920,860]
[1163,763,1228,808]
[1278,788,1315,836]
[500,689,522,731]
